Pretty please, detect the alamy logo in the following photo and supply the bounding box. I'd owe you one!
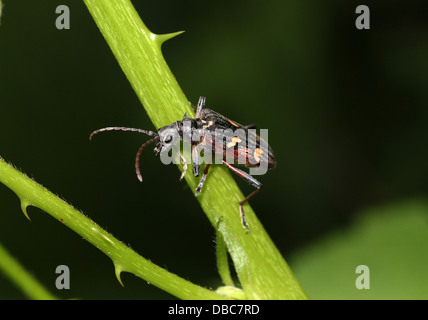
[157,121,270,176]
[355,5,370,30]
[355,265,370,289]
[55,5,70,30]
[55,265,70,290]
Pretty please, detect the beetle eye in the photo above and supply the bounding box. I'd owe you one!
[164,135,173,144]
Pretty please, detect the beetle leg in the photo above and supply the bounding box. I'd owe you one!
[195,96,206,119]
[195,163,211,197]
[222,160,262,232]
[238,189,261,233]
[178,152,187,181]
[192,144,200,177]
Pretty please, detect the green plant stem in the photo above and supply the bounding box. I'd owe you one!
[0,157,227,299]
[216,230,235,287]
[83,0,308,299]
[0,241,57,300]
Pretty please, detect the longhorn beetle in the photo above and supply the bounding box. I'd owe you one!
[90,97,276,232]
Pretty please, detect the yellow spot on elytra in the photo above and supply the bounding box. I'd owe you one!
[254,148,264,163]
[227,136,242,148]
[202,120,214,129]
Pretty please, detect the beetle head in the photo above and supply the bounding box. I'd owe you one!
[154,122,182,157]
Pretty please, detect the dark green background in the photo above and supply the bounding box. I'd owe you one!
[0,1,427,299]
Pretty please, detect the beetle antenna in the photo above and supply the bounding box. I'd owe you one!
[135,136,160,182]
[89,127,157,140]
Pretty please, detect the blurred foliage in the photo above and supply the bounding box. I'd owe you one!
[291,199,428,299]
[0,1,427,299]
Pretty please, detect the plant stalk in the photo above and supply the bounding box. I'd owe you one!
[83,0,308,299]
